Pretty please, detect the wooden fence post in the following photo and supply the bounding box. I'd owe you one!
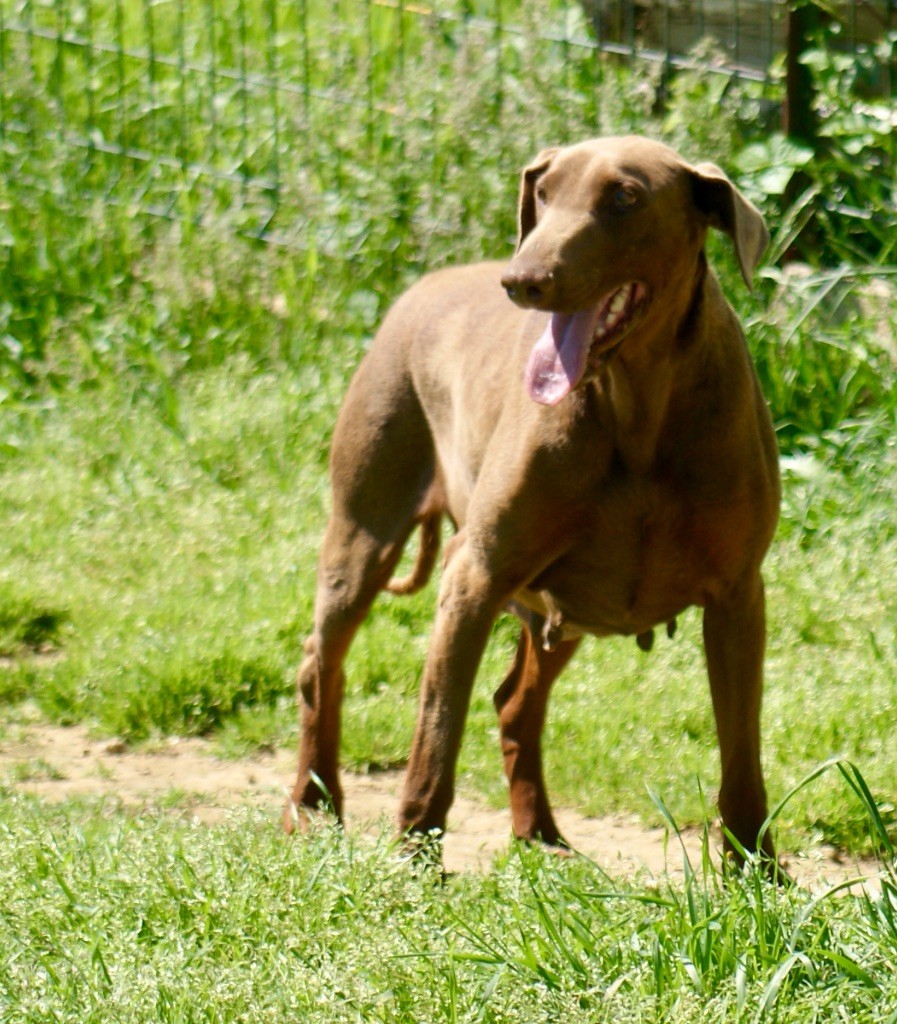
[783,1,822,147]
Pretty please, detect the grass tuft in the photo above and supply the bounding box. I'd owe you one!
[0,585,70,657]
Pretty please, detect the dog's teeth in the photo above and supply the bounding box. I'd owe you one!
[609,288,627,314]
[594,284,635,341]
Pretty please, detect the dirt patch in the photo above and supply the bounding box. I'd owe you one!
[0,720,883,890]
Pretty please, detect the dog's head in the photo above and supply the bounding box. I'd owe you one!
[501,136,769,405]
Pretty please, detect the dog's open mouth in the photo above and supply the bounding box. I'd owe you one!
[524,282,649,406]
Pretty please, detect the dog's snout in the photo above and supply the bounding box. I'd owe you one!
[501,266,556,309]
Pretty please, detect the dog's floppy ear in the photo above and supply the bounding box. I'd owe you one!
[689,162,769,289]
[516,147,559,252]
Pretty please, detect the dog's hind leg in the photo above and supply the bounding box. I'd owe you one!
[284,360,437,833]
[492,624,581,849]
[284,525,396,831]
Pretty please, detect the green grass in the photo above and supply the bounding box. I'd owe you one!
[0,794,895,1024]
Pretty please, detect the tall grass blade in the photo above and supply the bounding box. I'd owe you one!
[836,760,896,865]
[648,785,696,881]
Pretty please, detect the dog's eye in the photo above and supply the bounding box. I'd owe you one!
[613,185,640,211]
[535,184,548,206]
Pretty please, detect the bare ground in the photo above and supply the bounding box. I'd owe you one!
[0,717,883,890]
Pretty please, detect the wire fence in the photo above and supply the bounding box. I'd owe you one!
[594,1,893,77]
[1,0,894,253]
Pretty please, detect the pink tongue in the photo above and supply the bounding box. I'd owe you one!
[524,310,599,406]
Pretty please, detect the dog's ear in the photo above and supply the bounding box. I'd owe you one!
[516,147,559,252]
[689,162,769,290]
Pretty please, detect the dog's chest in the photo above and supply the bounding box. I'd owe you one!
[520,481,753,638]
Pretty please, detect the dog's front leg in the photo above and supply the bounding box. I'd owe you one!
[399,544,504,837]
[703,572,775,863]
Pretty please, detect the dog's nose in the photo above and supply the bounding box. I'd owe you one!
[501,266,556,309]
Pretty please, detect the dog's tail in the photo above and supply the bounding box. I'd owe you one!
[385,512,441,596]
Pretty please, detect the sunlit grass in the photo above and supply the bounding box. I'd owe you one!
[0,787,894,1024]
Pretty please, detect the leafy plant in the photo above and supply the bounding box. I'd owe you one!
[799,30,897,264]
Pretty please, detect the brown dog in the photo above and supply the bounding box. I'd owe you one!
[285,136,780,863]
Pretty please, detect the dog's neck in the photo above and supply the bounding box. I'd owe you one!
[672,252,708,346]
[593,252,710,474]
